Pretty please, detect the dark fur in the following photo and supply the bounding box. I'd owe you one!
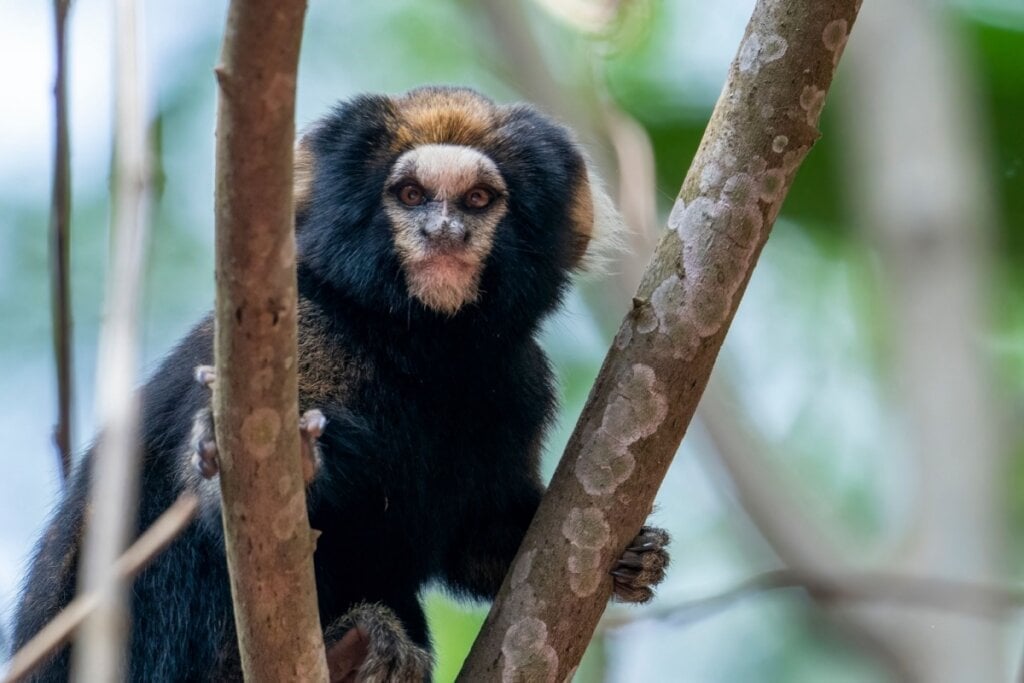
[12,87,585,680]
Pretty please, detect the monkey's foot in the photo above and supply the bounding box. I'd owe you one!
[611,526,670,604]
[325,604,432,683]
[190,365,325,483]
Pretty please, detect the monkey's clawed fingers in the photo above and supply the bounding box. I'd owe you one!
[189,366,326,484]
[189,405,219,480]
[611,526,670,604]
[194,364,217,389]
[299,408,326,484]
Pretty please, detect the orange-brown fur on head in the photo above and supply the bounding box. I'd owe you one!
[294,140,316,215]
[390,88,499,151]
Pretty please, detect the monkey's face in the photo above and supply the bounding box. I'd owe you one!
[296,87,621,331]
[382,145,508,315]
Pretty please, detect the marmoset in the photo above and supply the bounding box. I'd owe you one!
[12,86,669,682]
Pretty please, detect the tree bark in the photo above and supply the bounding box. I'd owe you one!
[212,1,327,681]
[458,0,862,679]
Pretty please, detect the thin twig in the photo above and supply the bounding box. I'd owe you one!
[71,0,151,677]
[602,568,1024,632]
[49,0,74,482]
[3,495,199,683]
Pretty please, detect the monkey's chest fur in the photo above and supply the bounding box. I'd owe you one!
[303,306,553,600]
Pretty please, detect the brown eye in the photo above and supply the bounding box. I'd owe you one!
[397,183,425,206]
[464,187,493,209]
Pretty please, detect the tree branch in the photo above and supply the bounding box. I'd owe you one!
[601,568,1024,632]
[212,1,327,680]
[458,1,862,679]
[71,0,152,676]
[49,0,74,482]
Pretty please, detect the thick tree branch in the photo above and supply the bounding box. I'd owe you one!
[49,0,73,482]
[458,1,861,679]
[212,1,327,680]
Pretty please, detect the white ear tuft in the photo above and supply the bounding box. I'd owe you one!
[576,166,627,275]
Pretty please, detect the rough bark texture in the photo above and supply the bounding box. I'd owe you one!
[457,0,862,680]
[212,1,327,681]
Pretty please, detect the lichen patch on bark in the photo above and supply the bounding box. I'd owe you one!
[562,507,612,597]
[501,617,558,683]
[822,18,850,65]
[271,490,306,540]
[574,364,667,495]
[738,31,788,74]
[799,85,827,126]
[239,407,282,460]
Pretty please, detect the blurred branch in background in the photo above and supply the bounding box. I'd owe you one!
[698,379,913,679]
[842,0,1007,679]
[48,0,73,483]
[530,0,623,35]
[71,0,152,677]
[3,495,197,683]
[603,567,1024,631]
[473,0,659,319]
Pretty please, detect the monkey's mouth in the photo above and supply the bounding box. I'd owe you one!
[404,252,482,315]
[414,251,476,274]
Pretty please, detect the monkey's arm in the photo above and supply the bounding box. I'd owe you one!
[441,478,545,600]
[442,478,670,604]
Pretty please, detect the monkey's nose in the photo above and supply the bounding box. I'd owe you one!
[420,218,469,246]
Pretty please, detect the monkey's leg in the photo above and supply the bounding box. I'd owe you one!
[610,526,671,604]
[323,603,432,683]
[190,365,325,482]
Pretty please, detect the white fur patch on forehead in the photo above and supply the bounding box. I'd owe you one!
[389,144,506,199]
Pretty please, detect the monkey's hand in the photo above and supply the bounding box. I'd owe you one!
[610,526,670,604]
[190,365,325,483]
[324,604,432,683]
